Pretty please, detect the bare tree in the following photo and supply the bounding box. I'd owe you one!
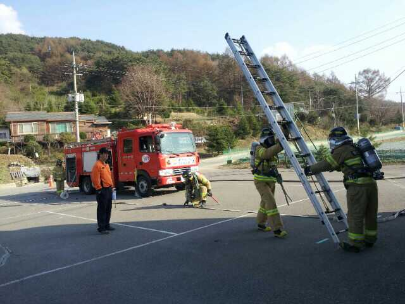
[118,65,166,121]
[357,69,390,99]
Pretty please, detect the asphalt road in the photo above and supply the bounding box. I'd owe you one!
[0,164,404,304]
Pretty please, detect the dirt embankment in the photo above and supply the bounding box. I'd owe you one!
[0,155,35,184]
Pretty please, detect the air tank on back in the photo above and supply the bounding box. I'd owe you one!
[357,138,382,171]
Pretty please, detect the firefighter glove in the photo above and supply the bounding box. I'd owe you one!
[304,166,313,176]
[207,189,213,197]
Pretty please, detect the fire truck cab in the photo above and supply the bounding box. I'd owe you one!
[64,123,199,197]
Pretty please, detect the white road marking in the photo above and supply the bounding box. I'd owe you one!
[278,188,345,208]
[0,244,11,268]
[0,213,250,288]
[0,202,97,222]
[45,211,177,235]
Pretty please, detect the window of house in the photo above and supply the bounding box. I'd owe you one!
[123,138,133,153]
[139,136,154,153]
[0,132,7,139]
[18,122,38,135]
[50,122,73,134]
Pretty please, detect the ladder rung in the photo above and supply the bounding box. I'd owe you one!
[325,208,340,214]
[268,104,283,109]
[239,51,253,56]
[246,64,260,68]
[263,91,276,96]
[315,190,330,194]
[299,153,311,157]
[336,228,348,235]
[278,120,292,125]
[254,77,268,82]
[232,38,241,43]
[289,136,302,141]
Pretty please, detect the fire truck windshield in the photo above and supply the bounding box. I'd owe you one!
[160,132,196,154]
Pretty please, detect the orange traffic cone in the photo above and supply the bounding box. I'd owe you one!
[48,175,54,188]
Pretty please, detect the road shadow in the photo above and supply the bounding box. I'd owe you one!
[1,214,404,304]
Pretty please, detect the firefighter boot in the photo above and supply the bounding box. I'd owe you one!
[339,242,362,253]
[273,229,288,238]
[257,224,271,232]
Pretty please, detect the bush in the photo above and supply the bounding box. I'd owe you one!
[246,113,261,136]
[0,145,9,154]
[236,116,251,139]
[25,141,42,158]
[206,125,236,155]
[216,99,229,116]
[41,167,52,182]
[80,132,87,140]
[59,132,76,144]
[296,112,307,123]
[315,144,330,161]
[23,134,36,143]
[307,112,320,124]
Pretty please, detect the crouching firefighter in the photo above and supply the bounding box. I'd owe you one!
[53,159,66,196]
[251,127,288,238]
[304,127,382,252]
[183,171,212,208]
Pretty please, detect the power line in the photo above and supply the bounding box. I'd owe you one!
[307,30,405,72]
[294,16,405,62]
[371,68,405,97]
[315,36,405,74]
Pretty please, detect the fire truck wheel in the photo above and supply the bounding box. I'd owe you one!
[136,175,152,197]
[82,177,95,195]
[175,184,186,191]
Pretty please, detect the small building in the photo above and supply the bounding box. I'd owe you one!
[0,128,10,142]
[5,111,111,142]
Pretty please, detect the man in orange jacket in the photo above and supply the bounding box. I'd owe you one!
[91,147,114,235]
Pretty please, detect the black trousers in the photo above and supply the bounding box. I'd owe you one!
[96,187,112,230]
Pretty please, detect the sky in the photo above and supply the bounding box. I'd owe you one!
[1,0,405,102]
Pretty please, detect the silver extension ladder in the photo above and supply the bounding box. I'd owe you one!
[225,33,348,243]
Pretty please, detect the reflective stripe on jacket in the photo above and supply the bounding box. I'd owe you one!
[310,144,375,185]
[254,143,283,182]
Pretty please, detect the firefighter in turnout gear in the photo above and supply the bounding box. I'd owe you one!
[183,171,212,208]
[253,127,288,238]
[304,127,379,252]
[52,159,65,195]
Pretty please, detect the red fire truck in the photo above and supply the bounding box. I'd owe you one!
[64,123,199,197]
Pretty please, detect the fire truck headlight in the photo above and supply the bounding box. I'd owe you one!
[190,166,199,172]
[159,169,174,177]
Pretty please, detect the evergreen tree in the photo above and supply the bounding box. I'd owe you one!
[206,125,236,154]
[246,112,260,136]
[236,116,251,139]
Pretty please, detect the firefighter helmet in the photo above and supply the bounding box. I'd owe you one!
[328,126,353,151]
[259,127,276,148]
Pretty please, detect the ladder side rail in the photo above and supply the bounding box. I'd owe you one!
[241,36,318,164]
[226,34,340,239]
[239,35,348,226]
[226,34,343,242]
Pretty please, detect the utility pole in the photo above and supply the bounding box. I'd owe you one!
[355,74,360,135]
[309,91,312,111]
[72,51,80,142]
[397,87,405,130]
[240,74,244,112]
[332,103,337,127]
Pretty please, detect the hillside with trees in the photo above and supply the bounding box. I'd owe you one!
[0,33,403,152]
